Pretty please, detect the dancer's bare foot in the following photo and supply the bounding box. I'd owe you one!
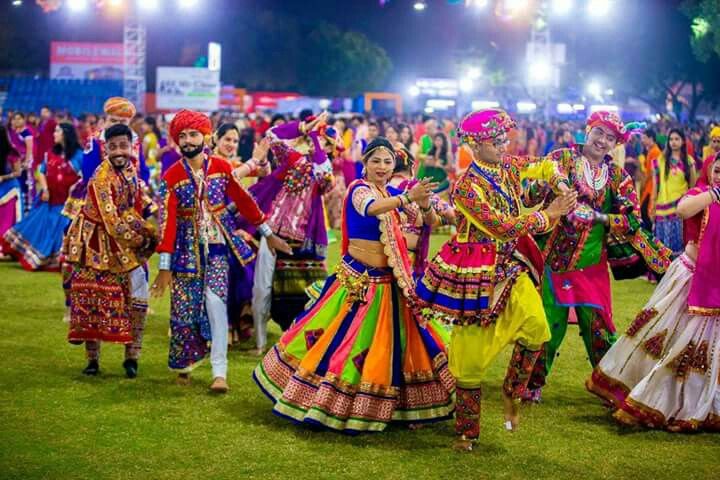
[176,373,191,386]
[502,394,520,432]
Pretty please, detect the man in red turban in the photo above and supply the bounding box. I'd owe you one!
[168,109,212,145]
[151,109,290,393]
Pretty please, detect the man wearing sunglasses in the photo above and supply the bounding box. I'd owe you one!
[416,108,577,450]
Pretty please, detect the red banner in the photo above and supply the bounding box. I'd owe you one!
[50,41,124,65]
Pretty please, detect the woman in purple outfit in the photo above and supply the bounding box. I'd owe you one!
[249,112,336,355]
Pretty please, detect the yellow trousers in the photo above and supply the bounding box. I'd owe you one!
[449,273,550,389]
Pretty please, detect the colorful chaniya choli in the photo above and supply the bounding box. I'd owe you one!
[588,184,720,432]
[2,150,81,271]
[158,155,266,372]
[65,159,156,344]
[652,153,697,257]
[523,145,672,391]
[248,121,335,336]
[254,179,455,434]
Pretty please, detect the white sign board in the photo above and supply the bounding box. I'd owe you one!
[156,67,220,111]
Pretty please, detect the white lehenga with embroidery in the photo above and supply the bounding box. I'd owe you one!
[588,253,720,432]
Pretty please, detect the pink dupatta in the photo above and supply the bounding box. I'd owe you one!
[686,157,720,315]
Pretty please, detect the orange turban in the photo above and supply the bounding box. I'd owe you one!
[169,109,212,144]
[103,97,136,119]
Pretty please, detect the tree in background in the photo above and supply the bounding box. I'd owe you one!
[221,13,392,97]
[682,0,720,61]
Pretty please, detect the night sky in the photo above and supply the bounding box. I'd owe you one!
[0,0,688,90]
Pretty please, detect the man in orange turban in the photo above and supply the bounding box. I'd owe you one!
[151,109,290,393]
[103,97,137,125]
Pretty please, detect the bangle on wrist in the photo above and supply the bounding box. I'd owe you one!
[402,193,411,205]
[159,253,172,271]
[258,222,273,238]
[420,204,433,214]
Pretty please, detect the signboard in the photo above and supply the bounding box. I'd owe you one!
[50,41,124,80]
[156,67,221,111]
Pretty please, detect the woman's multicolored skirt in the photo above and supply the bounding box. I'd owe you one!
[1,202,70,271]
[588,254,720,432]
[254,255,455,434]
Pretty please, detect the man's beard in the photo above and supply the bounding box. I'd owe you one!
[109,155,129,169]
[181,143,204,159]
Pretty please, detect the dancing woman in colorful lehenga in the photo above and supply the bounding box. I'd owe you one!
[587,155,720,432]
[253,137,455,434]
[2,123,81,271]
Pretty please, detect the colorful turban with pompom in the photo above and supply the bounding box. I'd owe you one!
[457,109,516,143]
[169,109,212,144]
[103,97,136,119]
[586,111,628,144]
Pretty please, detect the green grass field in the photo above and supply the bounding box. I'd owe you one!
[1,234,718,480]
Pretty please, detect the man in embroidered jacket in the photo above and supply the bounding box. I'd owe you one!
[521,111,672,400]
[416,109,577,450]
[151,109,290,393]
[65,124,157,378]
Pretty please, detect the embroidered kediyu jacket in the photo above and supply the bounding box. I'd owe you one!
[63,158,156,273]
[417,154,568,326]
[157,155,266,272]
[63,128,150,220]
[524,145,672,330]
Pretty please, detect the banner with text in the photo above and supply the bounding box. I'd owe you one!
[156,67,221,111]
[50,41,124,80]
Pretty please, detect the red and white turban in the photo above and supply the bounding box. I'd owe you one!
[586,111,629,144]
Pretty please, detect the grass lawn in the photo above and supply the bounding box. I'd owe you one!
[0,233,717,480]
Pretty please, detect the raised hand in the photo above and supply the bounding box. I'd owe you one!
[252,137,271,161]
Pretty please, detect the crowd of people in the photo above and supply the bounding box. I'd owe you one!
[0,96,718,449]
